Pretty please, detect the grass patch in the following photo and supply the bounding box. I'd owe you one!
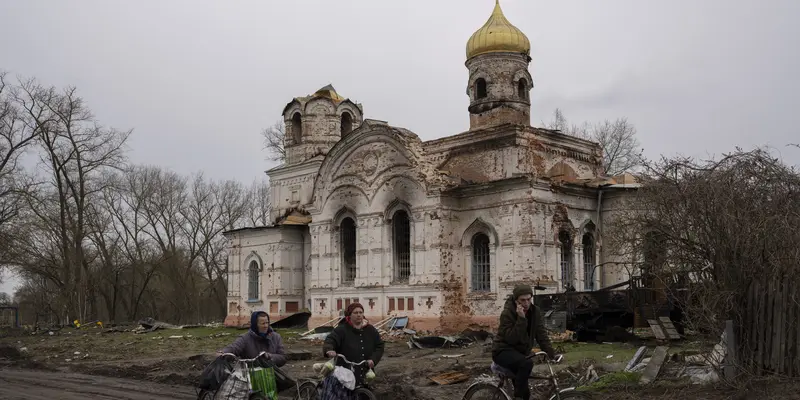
[0,325,311,363]
[556,342,639,365]
[577,371,641,392]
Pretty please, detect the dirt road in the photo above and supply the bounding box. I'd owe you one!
[0,368,196,400]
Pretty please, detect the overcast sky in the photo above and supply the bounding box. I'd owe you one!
[1,0,799,293]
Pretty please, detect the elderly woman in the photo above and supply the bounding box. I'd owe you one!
[319,303,385,398]
[219,310,287,366]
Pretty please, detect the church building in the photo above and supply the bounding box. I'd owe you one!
[223,1,639,331]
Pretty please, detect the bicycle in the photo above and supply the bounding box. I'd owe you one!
[196,351,276,400]
[293,353,377,400]
[461,351,592,400]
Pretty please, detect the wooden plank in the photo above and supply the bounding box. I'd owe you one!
[795,286,800,376]
[429,371,470,385]
[767,279,777,370]
[648,319,667,340]
[625,346,647,372]
[779,279,788,374]
[639,346,669,384]
[658,317,681,340]
[724,320,736,381]
[747,280,757,373]
[755,282,767,375]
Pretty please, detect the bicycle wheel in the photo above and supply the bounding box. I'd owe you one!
[293,381,318,400]
[462,382,511,400]
[549,389,593,400]
[353,387,377,400]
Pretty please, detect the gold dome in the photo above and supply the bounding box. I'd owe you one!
[466,0,530,60]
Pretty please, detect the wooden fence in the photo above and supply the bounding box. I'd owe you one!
[738,278,800,376]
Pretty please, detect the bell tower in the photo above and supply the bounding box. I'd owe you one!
[282,85,363,165]
[465,0,533,130]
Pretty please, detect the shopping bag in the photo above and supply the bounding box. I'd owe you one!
[249,366,278,400]
[214,363,250,400]
[199,357,234,391]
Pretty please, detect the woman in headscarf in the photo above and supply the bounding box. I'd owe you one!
[319,303,385,398]
[218,310,287,366]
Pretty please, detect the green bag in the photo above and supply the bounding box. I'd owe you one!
[249,366,278,400]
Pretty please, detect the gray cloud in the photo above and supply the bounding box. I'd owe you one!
[0,0,798,187]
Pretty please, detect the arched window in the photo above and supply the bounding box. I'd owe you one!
[517,78,527,99]
[392,210,411,282]
[559,230,573,289]
[341,112,353,137]
[247,260,260,300]
[475,78,487,99]
[341,217,357,283]
[582,233,595,290]
[471,233,491,291]
[291,112,303,144]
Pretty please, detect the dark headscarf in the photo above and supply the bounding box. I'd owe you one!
[250,311,273,338]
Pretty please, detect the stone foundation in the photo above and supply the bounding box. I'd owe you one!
[304,314,501,334]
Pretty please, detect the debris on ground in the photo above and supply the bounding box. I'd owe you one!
[269,311,311,330]
[429,370,470,385]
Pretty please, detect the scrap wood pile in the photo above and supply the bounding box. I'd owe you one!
[299,314,413,341]
[407,329,493,350]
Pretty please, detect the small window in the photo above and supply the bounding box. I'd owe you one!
[559,231,573,289]
[475,78,487,99]
[583,233,595,290]
[291,190,299,203]
[248,260,260,300]
[341,112,353,136]
[291,113,302,144]
[471,233,491,291]
[517,78,527,99]
[392,211,411,281]
[341,217,357,283]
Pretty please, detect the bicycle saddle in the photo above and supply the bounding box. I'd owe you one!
[490,362,514,378]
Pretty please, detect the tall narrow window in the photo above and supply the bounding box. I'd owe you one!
[341,112,353,136]
[475,78,487,99]
[471,233,491,291]
[291,112,303,144]
[517,78,527,99]
[559,231,573,289]
[248,260,260,300]
[583,233,595,290]
[392,210,411,282]
[341,217,357,283]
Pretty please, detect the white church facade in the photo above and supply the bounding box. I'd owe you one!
[223,2,639,331]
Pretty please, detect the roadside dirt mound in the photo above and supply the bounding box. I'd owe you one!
[0,344,54,371]
[0,344,22,360]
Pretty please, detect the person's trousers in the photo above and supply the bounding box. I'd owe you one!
[493,349,534,400]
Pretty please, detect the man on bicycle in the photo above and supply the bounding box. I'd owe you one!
[492,285,556,400]
[218,310,287,367]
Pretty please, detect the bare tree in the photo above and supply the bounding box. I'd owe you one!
[246,178,271,227]
[12,76,130,323]
[545,108,643,176]
[0,72,38,262]
[261,119,286,162]
[0,292,10,305]
[607,147,800,380]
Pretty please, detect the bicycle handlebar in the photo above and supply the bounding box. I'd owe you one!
[218,351,270,362]
[332,353,369,366]
[528,352,563,363]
